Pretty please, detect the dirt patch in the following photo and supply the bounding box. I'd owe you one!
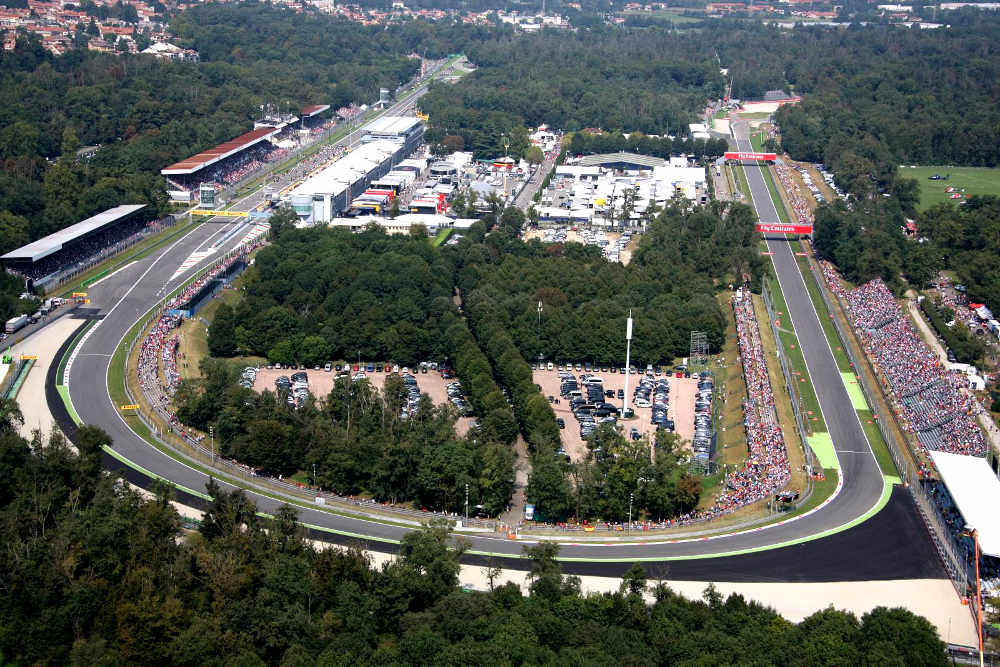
[251,366,473,436]
[532,368,700,462]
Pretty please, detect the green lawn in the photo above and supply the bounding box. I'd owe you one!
[432,228,453,247]
[765,275,827,433]
[621,9,705,23]
[899,165,1000,211]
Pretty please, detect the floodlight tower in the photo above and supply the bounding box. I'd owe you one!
[623,310,633,415]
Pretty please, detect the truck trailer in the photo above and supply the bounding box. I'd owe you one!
[5,315,28,334]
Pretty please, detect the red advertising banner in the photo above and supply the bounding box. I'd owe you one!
[756,223,814,235]
[725,151,777,161]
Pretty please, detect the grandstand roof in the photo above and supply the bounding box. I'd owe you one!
[160,127,280,176]
[929,450,1000,558]
[301,104,330,118]
[1,204,146,263]
[576,152,667,169]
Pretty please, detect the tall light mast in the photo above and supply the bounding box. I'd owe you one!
[623,310,633,415]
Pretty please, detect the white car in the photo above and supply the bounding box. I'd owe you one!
[546,362,554,371]
[633,398,651,408]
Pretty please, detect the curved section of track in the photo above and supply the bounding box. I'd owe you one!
[58,119,920,575]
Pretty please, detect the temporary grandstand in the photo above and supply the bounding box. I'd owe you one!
[1,204,147,287]
[161,127,280,192]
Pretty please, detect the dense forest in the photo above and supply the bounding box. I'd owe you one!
[419,28,724,158]
[202,200,761,520]
[768,22,1000,198]
[0,410,953,665]
[450,199,763,366]
[812,196,1000,317]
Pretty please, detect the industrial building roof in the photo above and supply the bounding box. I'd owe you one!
[301,104,330,118]
[575,152,667,169]
[161,127,280,176]
[2,204,146,263]
[290,140,400,198]
[363,115,423,136]
[929,450,1000,558]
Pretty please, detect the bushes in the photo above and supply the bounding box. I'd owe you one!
[920,296,985,365]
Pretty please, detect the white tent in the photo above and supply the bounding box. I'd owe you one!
[929,451,1000,557]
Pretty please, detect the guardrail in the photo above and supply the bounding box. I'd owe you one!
[762,277,818,477]
[801,252,973,600]
[118,244,498,531]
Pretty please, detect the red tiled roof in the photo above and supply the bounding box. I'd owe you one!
[161,126,279,175]
[301,104,330,117]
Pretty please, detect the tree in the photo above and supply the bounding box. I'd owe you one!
[525,454,571,522]
[208,302,238,357]
[298,334,329,368]
[524,145,543,165]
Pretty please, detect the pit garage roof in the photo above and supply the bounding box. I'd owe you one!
[929,450,1000,557]
[161,127,280,176]
[1,204,146,263]
[363,116,422,136]
[576,152,667,169]
[290,140,400,198]
[301,104,330,118]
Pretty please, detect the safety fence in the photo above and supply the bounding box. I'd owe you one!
[801,253,973,602]
[120,243,497,531]
[33,216,180,294]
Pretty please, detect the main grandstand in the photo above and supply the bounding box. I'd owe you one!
[161,104,333,199]
[1,204,147,289]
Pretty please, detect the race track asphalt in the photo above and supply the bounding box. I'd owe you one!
[49,119,942,579]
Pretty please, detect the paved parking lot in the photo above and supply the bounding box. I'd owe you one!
[532,367,699,462]
[251,366,473,436]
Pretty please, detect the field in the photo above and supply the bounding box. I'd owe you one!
[899,165,1000,211]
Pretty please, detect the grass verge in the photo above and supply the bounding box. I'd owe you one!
[432,228,453,247]
[764,274,827,433]
[53,218,200,298]
[900,165,1000,211]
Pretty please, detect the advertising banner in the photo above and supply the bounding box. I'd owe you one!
[756,223,814,234]
[725,151,777,161]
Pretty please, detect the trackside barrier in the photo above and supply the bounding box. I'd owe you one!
[761,277,819,481]
[119,242,498,531]
[802,253,972,600]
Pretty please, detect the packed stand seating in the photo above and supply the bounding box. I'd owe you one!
[173,142,291,194]
[668,288,791,525]
[136,241,265,445]
[830,273,988,457]
[773,158,813,227]
[7,217,164,281]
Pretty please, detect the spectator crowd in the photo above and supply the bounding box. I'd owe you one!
[773,158,814,227]
[670,287,792,526]
[822,268,988,457]
[9,216,172,282]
